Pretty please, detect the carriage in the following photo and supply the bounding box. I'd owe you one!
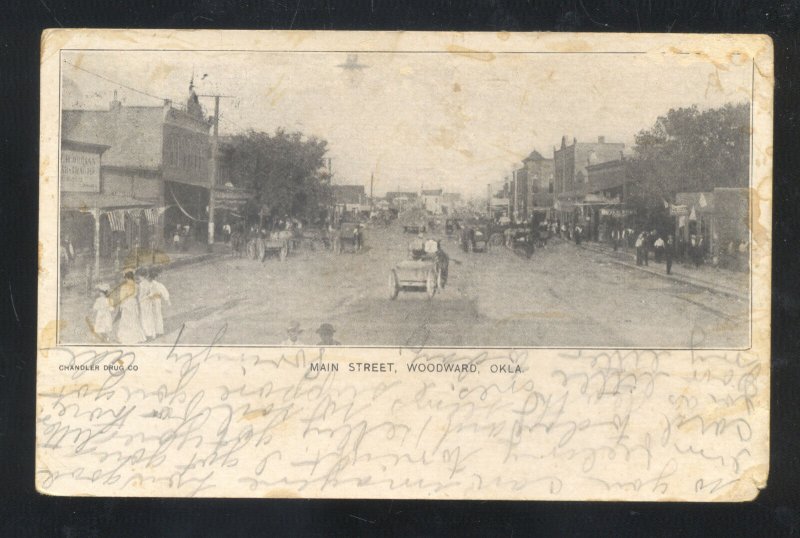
[459,222,490,253]
[388,240,448,300]
[507,227,535,259]
[245,232,290,262]
[332,222,363,254]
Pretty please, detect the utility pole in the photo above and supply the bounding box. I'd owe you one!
[487,183,491,218]
[513,169,519,223]
[207,95,220,251]
[370,172,374,210]
[197,92,234,252]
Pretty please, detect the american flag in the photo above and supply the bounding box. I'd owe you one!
[143,207,160,226]
[107,210,126,232]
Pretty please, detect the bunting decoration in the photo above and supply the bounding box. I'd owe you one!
[143,207,160,226]
[107,210,126,232]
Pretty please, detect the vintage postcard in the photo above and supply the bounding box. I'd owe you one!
[37,30,772,500]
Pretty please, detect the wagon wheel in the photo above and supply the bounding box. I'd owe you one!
[426,271,436,299]
[388,270,400,300]
[279,242,288,262]
[490,233,504,246]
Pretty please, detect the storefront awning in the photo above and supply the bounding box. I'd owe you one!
[61,192,157,211]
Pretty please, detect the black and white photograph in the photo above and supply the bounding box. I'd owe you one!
[54,41,755,349]
[35,30,774,503]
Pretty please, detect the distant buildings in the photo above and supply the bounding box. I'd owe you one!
[332,184,367,206]
[421,188,443,213]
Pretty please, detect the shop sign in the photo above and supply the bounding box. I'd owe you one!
[600,208,632,218]
[670,204,689,216]
[61,149,100,192]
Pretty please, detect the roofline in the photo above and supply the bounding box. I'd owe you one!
[61,138,111,154]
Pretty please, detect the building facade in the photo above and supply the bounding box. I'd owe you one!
[522,150,555,222]
[585,158,636,242]
[553,135,625,231]
[61,88,218,278]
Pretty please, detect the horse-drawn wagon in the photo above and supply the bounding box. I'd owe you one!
[459,221,490,253]
[246,232,290,262]
[332,222,363,254]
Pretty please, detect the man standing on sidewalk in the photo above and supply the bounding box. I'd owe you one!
[635,231,645,265]
[665,235,674,275]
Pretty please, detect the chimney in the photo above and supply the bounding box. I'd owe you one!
[598,136,605,144]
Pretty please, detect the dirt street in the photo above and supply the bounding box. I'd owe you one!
[59,223,750,348]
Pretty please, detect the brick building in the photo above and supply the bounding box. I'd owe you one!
[522,150,555,222]
[553,135,625,229]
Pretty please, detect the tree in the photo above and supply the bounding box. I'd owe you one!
[228,129,332,224]
[627,102,750,221]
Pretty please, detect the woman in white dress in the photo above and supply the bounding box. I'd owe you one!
[137,267,156,341]
[114,271,146,344]
[147,267,170,338]
[90,283,115,342]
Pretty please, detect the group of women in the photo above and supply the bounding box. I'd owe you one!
[91,266,170,344]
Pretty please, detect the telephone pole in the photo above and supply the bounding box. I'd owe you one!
[198,93,234,251]
[370,172,374,210]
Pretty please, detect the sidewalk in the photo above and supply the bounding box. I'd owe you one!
[577,240,749,301]
[62,243,228,290]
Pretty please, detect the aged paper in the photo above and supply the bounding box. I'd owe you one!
[38,30,772,500]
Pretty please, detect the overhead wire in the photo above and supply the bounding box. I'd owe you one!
[63,59,170,103]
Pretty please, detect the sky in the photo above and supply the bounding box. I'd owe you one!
[61,49,752,198]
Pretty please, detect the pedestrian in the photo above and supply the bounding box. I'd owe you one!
[114,271,146,344]
[697,235,705,267]
[612,228,620,251]
[172,224,181,251]
[642,232,649,266]
[653,235,665,262]
[136,267,156,341]
[665,235,674,275]
[575,224,582,245]
[60,243,70,282]
[635,232,645,266]
[90,283,115,342]
[147,267,170,338]
[316,323,341,346]
[63,234,75,263]
[690,234,703,267]
[281,320,304,346]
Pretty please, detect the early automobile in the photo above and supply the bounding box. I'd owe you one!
[389,238,449,299]
[332,222,363,254]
